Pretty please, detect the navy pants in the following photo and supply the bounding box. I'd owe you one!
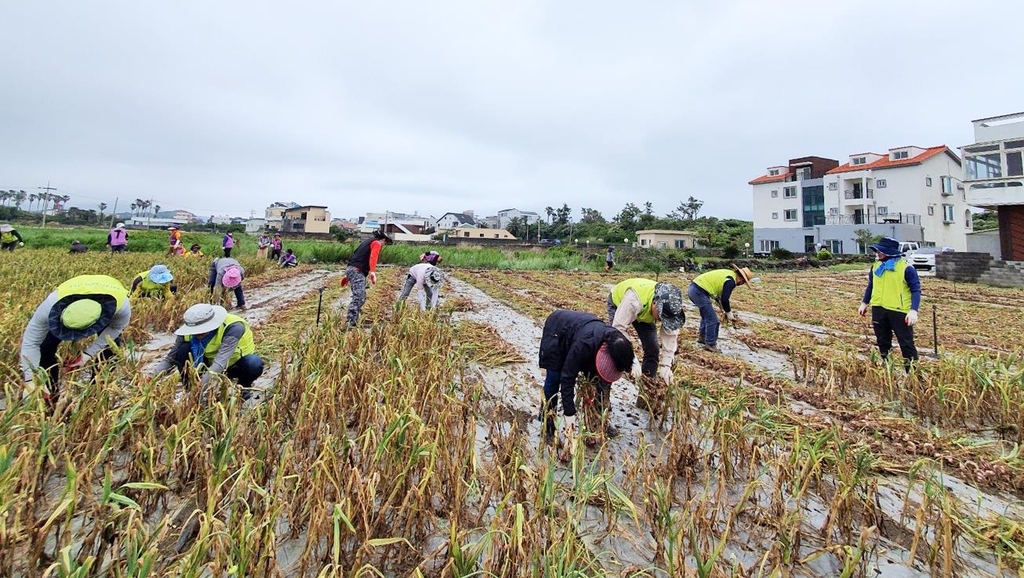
[871,306,918,371]
[688,282,720,347]
[166,344,265,387]
[38,332,121,394]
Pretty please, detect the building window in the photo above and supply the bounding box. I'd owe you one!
[768,169,780,176]
[876,179,887,188]
[828,182,837,191]
[771,190,778,198]
[928,206,934,216]
[852,157,866,165]
[674,239,686,249]
[877,206,888,215]
[940,176,954,195]
[965,154,1002,180]
[965,209,972,229]
[784,209,798,221]
[942,204,954,224]
[772,212,778,219]
[925,177,932,187]
[1007,151,1023,177]
[760,240,780,252]
[825,239,843,253]
[892,150,908,160]
[783,186,797,198]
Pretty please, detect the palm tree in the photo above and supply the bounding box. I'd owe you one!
[98,202,107,223]
[0,191,10,206]
[14,191,27,209]
[134,198,146,217]
[153,204,161,218]
[545,206,555,225]
[28,193,36,212]
[130,202,138,216]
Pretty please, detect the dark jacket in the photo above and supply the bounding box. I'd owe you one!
[347,237,380,274]
[539,309,618,416]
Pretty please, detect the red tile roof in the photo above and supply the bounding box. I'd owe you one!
[748,171,791,185]
[827,146,956,175]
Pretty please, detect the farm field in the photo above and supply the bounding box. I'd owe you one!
[2,250,1024,577]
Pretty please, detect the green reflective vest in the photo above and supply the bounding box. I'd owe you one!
[1,231,17,244]
[184,314,255,368]
[611,278,658,324]
[869,259,913,313]
[693,269,737,301]
[56,275,129,310]
[134,271,170,296]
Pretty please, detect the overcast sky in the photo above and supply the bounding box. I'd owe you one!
[2,1,1022,222]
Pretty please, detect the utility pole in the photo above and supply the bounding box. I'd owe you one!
[147,197,155,228]
[109,197,119,229]
[38,181,57,227]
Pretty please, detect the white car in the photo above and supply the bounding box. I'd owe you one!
[909,247,954,270]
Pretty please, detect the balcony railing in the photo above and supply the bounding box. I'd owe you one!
[844,189,875,200]
[824,213,921,226]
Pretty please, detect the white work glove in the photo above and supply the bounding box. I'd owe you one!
[558,415,578,462]
[630,360,642,379]
[658,365,673,386]
[725,311,736,322]
[66,353,92,369]
[858,302,868,317]
[905,309,919,326]
[18,242,24,247]
[368,272,377,285]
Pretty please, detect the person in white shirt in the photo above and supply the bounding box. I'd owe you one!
[397,263,444,310]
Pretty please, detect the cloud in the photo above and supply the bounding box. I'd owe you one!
[1,0,1023,222]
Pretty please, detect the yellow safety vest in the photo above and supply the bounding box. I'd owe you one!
[56,275,129,310]
[611,279,658,324]
[184,314,256,368]
[869,259,913,313]
[134,271,170,295]
[693,269,737,301]
[1,231,17,243]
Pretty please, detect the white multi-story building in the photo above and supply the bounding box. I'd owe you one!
[961,112,1024,261]
[436,212,477,230]
[496,208,541,229]
[751,146,970,255]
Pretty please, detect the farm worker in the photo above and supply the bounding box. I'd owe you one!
[167,226,182,255]
[269,233,283,261]
[608,279,685,386]
[605,246,615,271]
[209,257,247,310]
[183,243,204,258]
[538,310,634,461]
[106,223,128,253]
[397,263,444,310]
[279,248,298,268]
[858,236,921,372]
[152,303,264,399]
[20,275,131,401]
[420,250,442,265]
[342,230,392,329]
[130,264,176,299]
[69,240,88,254]
[1,224,25,251]
[257,232,271,259]
[688,265,759,353]
[222,232,235,257]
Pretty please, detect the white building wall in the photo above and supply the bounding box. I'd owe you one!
[751,181,804,231]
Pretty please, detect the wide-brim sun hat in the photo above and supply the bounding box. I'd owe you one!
[148,264,173,284]
[0,224,12,233]
[425,267,444,288]
[653,282,685,331]
[175,304,228,336]
[221,266,243,288]
[594,344,625,383]
[115,222,125,229]
[48,294,118,341]
[168,226,178,230]
[869,236,903,257]
[731,264,761,288]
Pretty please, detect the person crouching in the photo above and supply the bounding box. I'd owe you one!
[152,304,264,400]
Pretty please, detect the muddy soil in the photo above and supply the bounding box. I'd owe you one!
[446,274,1020,578]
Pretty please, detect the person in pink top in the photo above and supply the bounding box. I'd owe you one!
[222,232,235,257]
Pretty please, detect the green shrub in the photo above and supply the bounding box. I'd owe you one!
[721,245,741,259]
[771,247,794,259]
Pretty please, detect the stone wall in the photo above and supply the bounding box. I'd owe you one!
[935,252,994,283]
